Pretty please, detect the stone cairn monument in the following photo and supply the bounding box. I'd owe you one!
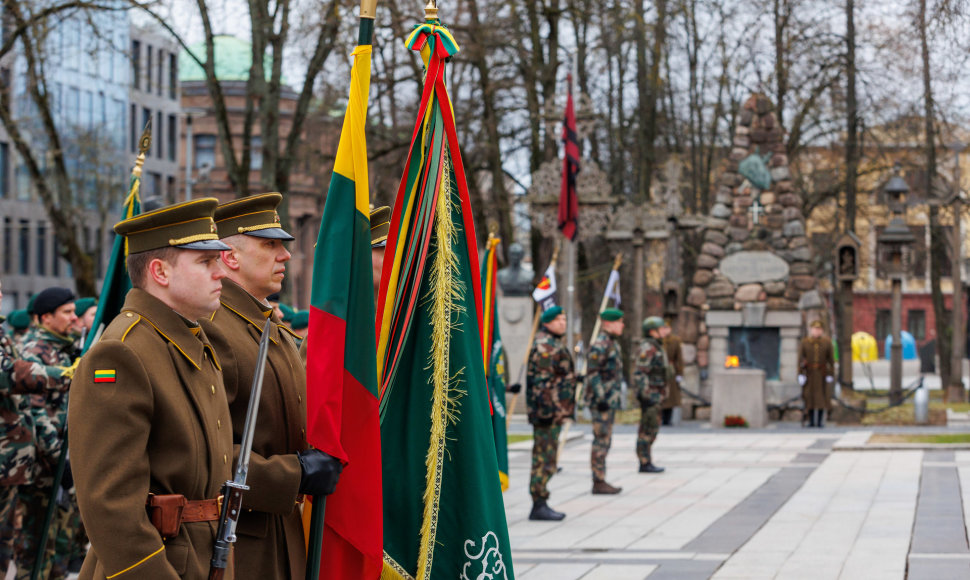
[680,93,825,407]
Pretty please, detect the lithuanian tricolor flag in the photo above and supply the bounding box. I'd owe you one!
[305,40,383,579]
[481,235,509,491]
[376,14,514,579]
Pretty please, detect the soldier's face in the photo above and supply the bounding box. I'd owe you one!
[229,236,291,300]
[373,247,385,296]
[660,325,671,338]
[545,314,567,336]
[165,250,226,320]
[75,306,96,332]
[603,319,624,336]
[42,302,77,336]
[810,326,823,338]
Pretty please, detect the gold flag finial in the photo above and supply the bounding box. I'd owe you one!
[425,0,438,20]
[132,118,153,178]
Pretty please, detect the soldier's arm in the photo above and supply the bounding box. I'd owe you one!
[204,319,302,514]
[0,359,68,395]
[68,340,181,579]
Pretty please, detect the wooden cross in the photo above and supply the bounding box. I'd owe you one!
[749,199,765,225]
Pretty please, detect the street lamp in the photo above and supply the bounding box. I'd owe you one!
[878,165,915,406]
[948,141,966,402]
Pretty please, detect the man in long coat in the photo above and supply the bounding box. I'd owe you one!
[660,320,684,425]
[798,320,835,427]
[70,198,236,578]
[202,193,342,579]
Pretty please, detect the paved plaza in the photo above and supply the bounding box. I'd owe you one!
[505,422,970,579]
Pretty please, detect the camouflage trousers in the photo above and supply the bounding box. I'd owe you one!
[637,403,661,466]
[0,485,18,572]
[530,424,561,501]
[14,484,79,579]
[590,410,615,482]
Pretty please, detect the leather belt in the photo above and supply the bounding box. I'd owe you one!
[181,498,221,522]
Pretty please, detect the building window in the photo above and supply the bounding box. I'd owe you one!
[131,40,141,90]
[168,114,177,161]
[146,45,153,93]
[36,223,46,276]
[52,235,60,276]
[18,219,28,275]
[194,134,216,169]
[875,309,892,343]
[251,136,263,170]
[0,142,8,198]
[168,53,177,100]
[156,111,163,158]
[158,49,164,96]
[167,175,176,201]
[151,172,162,200]
[130,104,137,153]
[3,217,11,273]
[142,108,151,155]
[908,309,926,341]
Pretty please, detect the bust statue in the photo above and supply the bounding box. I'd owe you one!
[497,243,534,296]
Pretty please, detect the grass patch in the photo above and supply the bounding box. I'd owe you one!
[869,433,970,444]
[508,434,532,444]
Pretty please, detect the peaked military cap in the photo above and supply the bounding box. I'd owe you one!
[810,320,824,329]
[540,305,563,324]
[371,206,391,248]
[114,198,230,254]
[600,308,624,321]
[214,192,294,241]
[642,316,665,334]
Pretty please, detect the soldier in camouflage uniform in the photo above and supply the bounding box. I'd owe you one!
[16,287,79,579]
[634,316,667,474]
[586,308,625,494]
[0,280,75,575]
[526,305,575,521]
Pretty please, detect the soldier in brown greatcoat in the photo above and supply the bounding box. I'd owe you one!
[201,193,342,579]
[660,321,685,426]
[69,199,236,579]
[798,320,835,428]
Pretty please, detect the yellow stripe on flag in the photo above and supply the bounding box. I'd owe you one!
[331,46,372,217]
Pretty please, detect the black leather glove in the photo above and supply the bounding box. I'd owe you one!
[507,383,522,394]
[297,449,343,496]
[61,458,74,492]
[596,401,610,412]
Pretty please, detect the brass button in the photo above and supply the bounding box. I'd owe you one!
[217,420,222,429]
[298,395,302,403]
[210,385,216,394]
[223,454,228,464]
[125,313,133,318]
[301,428,306,438]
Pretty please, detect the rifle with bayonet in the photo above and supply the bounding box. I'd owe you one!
[209,319,272,580]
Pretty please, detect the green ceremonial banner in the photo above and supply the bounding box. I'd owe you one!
[481,236,509,491]
[376,17,514,580]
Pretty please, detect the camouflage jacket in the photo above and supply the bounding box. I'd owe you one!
[0,320,67,486]
[586,331,623,410]
[633,337,668,405]
[18,326,77,483]
[526,328,576,425]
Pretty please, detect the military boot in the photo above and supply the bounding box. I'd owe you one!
[817,410,825,428]
[529,499,566,521]
[806,409,816,427]
[639,463,665,474]
[592,480,622,495]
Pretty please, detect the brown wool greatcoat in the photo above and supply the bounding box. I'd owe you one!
[662,334,685,409]
[200,279,307,579]
[798,336,835,412]
[69,289,234,579]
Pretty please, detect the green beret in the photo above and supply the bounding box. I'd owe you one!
[8,310,30,330]
[114,198,230,254]
[75,297,97,316]
[642,316,664,335]
[215,192,294,241]
[371,206,391,248]
[600,308,624,321]
[26,294,37,316]
[290,310,309,330]
[279,303,295,322]
[540,305,563,324]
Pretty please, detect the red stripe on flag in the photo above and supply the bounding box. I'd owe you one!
[306,307,348,463]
